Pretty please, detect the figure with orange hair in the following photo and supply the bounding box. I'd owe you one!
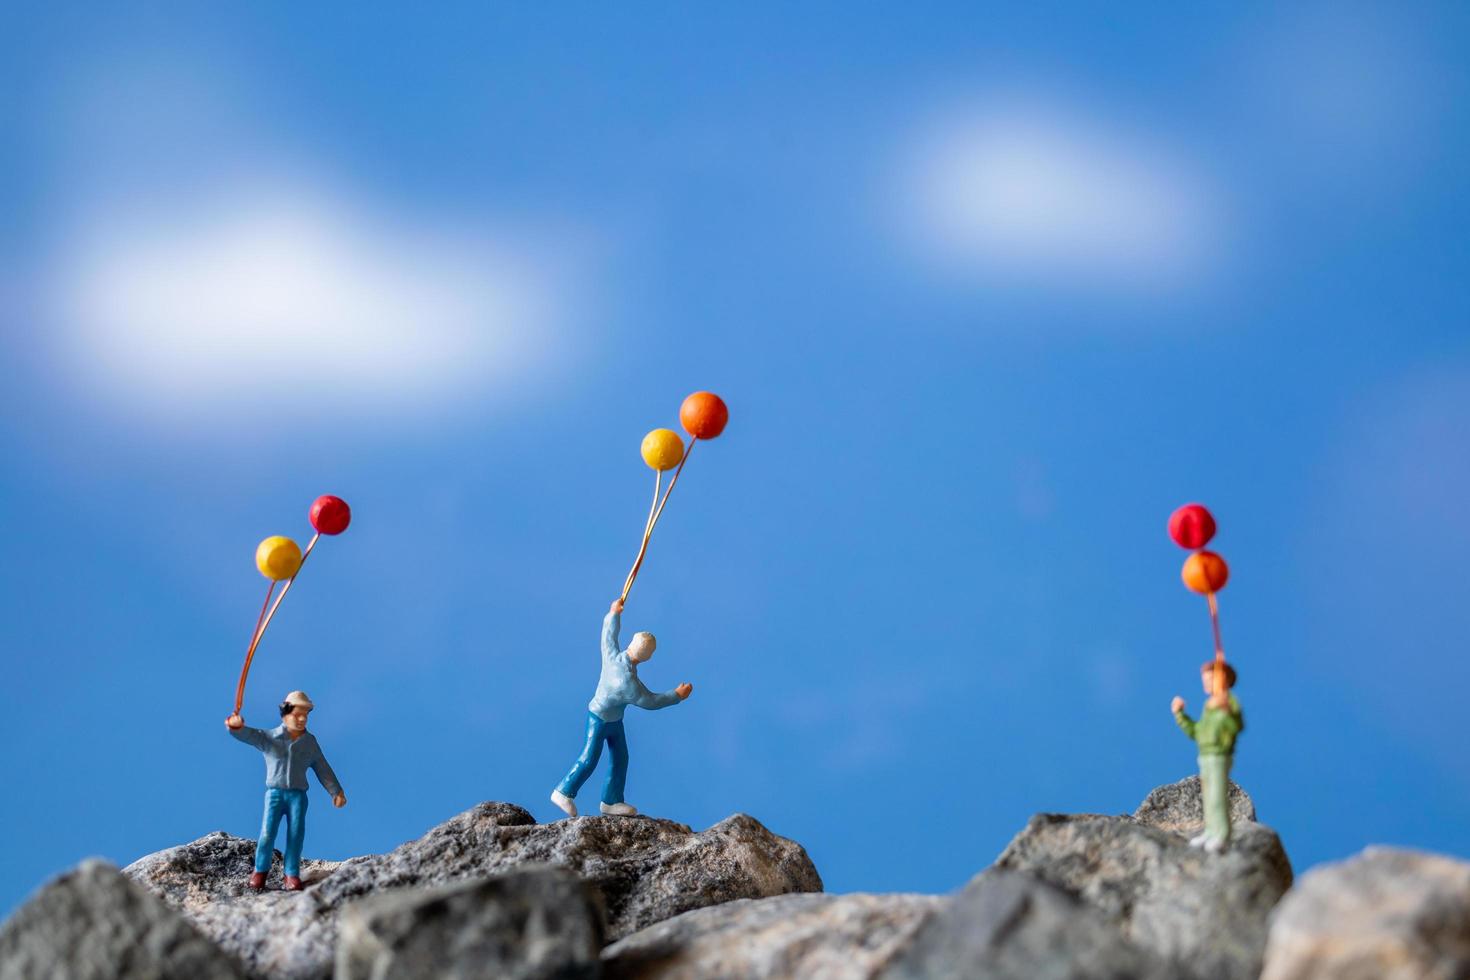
[1170,661,1244,852]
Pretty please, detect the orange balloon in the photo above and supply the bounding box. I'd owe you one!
[1182,551,1229,594]
[679,391,729,440]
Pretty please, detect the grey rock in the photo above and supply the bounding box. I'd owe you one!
[994,811,1292,980]
[603,892,941,980]
[123,830,346,980]
[124,803,820,980]
[0,858,247,980]
[880,870,1170,980]
[314,804,821,941]
[336,866,604,980]
[1261,846,1470,980]
[1132,774,1255,836]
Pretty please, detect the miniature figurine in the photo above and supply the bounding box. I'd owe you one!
[225,691,346,891]
[1171,661,1243,852]
[550,598,692,817]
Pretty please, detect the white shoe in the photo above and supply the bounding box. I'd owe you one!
[1204,837,1227,854]
[600,802,638,816]
[550,790,577,817]
[1188,833,1208,848]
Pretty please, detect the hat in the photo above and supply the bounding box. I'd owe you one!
[282,691,315,710]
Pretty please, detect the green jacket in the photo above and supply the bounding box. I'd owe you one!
[1175,695,1243,756]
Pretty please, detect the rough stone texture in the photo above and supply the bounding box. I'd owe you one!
[1132,774,1255,836]
[124,802,820,980]
[336,865,604,980]
[994,812,1292,980]
[1261,846,1470,980]
[880,870,1170,980]
[0,858,247,980]
[123,831,347,980]
[603,892,941,980]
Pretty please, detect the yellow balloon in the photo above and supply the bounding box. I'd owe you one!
[256,536,303,581]
[641,428,685,471]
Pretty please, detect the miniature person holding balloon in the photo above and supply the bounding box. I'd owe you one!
[223,494,352,890]
[1171,662,1243,852]
[550,598,692,817]
[226,691,345,891]
[1166,503,1245,853]
[549,392,724,818]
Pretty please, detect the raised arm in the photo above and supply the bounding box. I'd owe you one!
[602,599,624,660]
[226,721,270,749]
[1225,695,1244,736]
[1174,710,1196,739]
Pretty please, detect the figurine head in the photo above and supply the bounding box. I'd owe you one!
[1199,661,1236,694]
[627,631,657,664]
[278,691,315,734]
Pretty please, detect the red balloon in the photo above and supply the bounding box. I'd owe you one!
[1168,503,1216,550]
[310,495,351,536]
[680,391,729,440]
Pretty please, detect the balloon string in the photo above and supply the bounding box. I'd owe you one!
[620,471,663,600]
[235,579,277,713]
[237,532,321,706]
[645,469,664,538]
[1207,590,1225,698]
[621,437,698,603]
[650,437,697,531]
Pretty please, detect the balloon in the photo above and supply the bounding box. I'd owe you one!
[679,391,729,440]
[310,495,352,535]
[256,536,303,581]
[641,429,685,471]
[1168,504,1216,550]
[1182,551,1229,594]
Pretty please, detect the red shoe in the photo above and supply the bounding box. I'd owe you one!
[283,875,304,891]
[247,872,266,890]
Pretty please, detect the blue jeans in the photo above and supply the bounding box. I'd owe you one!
[556,712,628,804]
[255,788,309,876]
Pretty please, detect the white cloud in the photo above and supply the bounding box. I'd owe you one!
[46,180,563,420]
[903,98,1222,293]
[27,57,582,430]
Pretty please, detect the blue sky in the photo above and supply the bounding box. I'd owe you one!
[3,3,1469,915]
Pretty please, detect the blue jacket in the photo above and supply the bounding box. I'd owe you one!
[229,724,343,797]
[587,611,681,722]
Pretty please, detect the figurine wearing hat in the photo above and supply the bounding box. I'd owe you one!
[225,691,345,891]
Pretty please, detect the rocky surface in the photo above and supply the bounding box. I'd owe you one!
[1260,847,1470,980]
[602,779,1284,980]
[13,779,1469,980]
[603,892,942,980]
[336,865,604,980]
[994,808,1293,980]
[123,802,820,980]
[880,870,1169,980]
[1133,773,1256,835]
[0,859,247,980]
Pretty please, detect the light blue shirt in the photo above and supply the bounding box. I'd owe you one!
[229,723,343,797]
[587,611,681,722]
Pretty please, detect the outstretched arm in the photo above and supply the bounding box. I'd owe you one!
[632,679,692,711]
[602,599,623,660]
[225,716,270,749]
